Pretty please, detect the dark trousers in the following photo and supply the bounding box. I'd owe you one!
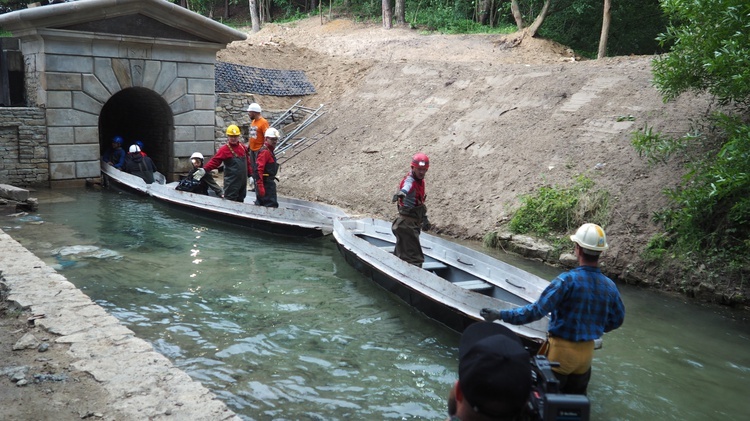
[255,178,278,208]
[554,367,592,395]
[392,216,423,266]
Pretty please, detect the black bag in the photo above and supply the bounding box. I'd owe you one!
[175,177,201,192]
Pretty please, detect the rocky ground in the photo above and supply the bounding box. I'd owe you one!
[0,292,114,420]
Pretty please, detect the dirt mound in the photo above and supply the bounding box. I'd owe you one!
[219,17,739,303]
[219,18,578,109]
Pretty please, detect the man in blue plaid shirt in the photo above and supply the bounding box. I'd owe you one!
[481,223,625,394]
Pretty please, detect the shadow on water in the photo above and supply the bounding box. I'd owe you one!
[2,187,749,420]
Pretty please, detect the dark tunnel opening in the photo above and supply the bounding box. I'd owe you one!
[99,87,174,177]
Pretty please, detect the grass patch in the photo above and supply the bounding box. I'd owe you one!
[508,175,610,239]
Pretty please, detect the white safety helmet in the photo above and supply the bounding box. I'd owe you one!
[190,152,204,161]
[265,128,280,139]
[129,144,141,153]
[570,223,608,253]
[247,103,262,113]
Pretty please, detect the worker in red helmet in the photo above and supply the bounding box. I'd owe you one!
[391,152,431,266]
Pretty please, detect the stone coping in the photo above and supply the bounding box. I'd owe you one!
[0,229,242,421]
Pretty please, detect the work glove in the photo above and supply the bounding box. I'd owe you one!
[422,215,431,231]
[257,183,265,198]
[480,308,503,322]
[392,190,406,203]
[192,168,205,181]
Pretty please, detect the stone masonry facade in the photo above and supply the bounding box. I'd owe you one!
[0,108,48,186]
[0,0,246,186]
[38,31,219,182]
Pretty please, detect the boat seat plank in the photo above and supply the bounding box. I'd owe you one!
[377,246,447,271]
[422,261,448,271]
[454,280,493,291]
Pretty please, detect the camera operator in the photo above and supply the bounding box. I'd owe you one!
[446,322,532,421]
[481,223,625,394]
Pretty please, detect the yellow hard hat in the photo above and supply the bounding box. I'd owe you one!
[226,125,241,136]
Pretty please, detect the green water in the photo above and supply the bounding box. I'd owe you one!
[2,187,749,420]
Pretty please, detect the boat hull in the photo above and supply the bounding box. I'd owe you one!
[333,217,549,351]
[101,163,346,238]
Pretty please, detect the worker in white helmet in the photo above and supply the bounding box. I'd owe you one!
[481,223,625,395]
[180,152,223,197]
[247,102,269,178]
[253,127,280,207]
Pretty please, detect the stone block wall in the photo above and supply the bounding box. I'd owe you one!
[30,31,222,182]
[0,107,48,186]
[213,92,283,151]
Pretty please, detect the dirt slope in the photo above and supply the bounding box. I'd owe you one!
[218,18,720,292]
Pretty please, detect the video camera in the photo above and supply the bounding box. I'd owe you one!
[526,355,590,421]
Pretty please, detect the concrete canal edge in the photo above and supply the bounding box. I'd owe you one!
[0,229,242,420]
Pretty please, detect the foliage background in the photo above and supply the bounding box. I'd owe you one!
[1,0,668,56]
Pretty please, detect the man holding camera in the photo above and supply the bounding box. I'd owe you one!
[447,322,532,421]
[481,223,625,395]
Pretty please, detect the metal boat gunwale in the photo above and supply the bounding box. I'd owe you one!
[101,163,347,237]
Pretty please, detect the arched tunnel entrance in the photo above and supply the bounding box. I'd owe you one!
[99,87,174,178]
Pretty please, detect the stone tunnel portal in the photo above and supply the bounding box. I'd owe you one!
[99,87,174,177]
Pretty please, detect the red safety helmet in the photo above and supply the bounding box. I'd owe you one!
[411,153,430,169]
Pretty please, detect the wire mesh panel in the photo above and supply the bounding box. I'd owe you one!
[215,61,316,96]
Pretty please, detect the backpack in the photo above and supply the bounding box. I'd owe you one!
[175,177,201,192]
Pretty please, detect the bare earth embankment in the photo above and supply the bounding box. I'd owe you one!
[220,18,741,303]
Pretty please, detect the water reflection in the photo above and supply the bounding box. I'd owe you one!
[2,187,749,420]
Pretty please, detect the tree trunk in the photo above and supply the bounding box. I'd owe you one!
[510,0,524,30]
[395,0,406,25]
[597,0,612,59]
[382,0,392,29]
[527,0,551,37]
[248,0,260,32]
[478,0,491,25]
[223,0,229,20]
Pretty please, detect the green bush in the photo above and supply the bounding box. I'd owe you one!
[640,0,750,287]
[653,0,750,106]
[508,175,610,238]
[653,116,750,260]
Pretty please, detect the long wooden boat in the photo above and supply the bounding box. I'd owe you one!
[101,163,347,237]
[333,217,550,350]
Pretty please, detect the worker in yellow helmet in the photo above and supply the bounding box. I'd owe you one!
[202,125,252,202]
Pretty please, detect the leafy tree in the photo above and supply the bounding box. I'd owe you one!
[533,0,667,57]
[637,0,750,282]
[653,0,750,107]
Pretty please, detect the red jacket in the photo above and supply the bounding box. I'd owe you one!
[204,143,252,174]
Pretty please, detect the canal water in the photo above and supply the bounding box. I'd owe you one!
[1,187,749,420]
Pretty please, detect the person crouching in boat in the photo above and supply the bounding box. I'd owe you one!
[186,152,224,197]
[203,125,252,202]
[481,223,625,395]
[391,152,431,267]
[124,144,157,184]
[253,127,280,208]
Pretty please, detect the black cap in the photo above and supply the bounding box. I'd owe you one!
[458,322,532,418]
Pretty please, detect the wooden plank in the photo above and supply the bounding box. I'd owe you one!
[379,245,395,254]
[454,280,493,291]
[422,261,448,271]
